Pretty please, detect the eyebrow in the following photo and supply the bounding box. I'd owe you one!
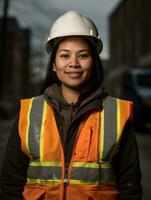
[58,49,89,53]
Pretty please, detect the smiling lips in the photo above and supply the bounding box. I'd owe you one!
[65,71,83,78]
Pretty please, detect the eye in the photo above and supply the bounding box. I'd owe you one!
[60,54,70,59]
[79,53,89,59]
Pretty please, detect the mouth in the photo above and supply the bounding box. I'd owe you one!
[65,71,83,78]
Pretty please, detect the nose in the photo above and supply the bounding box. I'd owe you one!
[69,55,80,68]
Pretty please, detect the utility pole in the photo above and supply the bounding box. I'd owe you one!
[0,0,10,97]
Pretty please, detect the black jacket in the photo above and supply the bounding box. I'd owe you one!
[0,84,143,199]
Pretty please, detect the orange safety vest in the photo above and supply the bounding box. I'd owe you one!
[19,95,132,200]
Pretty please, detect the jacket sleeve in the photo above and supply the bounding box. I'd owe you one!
[0,115,30,200]
[113,119,143,200]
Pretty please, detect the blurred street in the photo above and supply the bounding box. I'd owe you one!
[0,117,16,171]
[135,130,151,200]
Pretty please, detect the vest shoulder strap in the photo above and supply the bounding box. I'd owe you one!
[19,95,45,158]
[99,96,133,160]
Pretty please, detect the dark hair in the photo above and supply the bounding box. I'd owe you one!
[42,37,104,96]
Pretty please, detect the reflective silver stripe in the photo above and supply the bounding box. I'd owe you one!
[71,165,115,183]
[27,165,62,180]
[102,97,117,160]
[28,95,44,161]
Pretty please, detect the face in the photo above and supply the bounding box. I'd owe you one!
[53,36,93,91]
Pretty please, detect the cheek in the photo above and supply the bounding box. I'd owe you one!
[54,61,64,74]
[86,68,93,80]
[54,66,65,81]
[84,61,93,75]
[55,69,63,79]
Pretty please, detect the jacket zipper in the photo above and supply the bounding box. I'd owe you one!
[62,103,74,200]
[50,102,91,199]
[67,121,86,181]
[62,122,85,200]
[49,104,67,200]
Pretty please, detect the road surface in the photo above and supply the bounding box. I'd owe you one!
[136,130,151,200]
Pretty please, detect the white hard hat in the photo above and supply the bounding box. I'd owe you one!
[45,10,103,54]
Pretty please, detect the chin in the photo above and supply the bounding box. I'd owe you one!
[65,83,84,90]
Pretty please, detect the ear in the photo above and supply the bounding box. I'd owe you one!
[53,63,56,72]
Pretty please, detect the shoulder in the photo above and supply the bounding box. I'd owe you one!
[104,95,132,104]
[20,94,44,104]
[103,96,133,119]
[103,96,133,110]
[19,95,45,119]
[20,95,46,109]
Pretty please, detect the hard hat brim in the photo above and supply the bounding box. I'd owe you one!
[45,35,103,55]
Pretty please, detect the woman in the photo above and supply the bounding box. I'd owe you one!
[0,10,142,200]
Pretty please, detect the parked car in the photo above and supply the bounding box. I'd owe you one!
[125,69,151,130]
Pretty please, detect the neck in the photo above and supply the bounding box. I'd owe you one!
[61,86,80,104]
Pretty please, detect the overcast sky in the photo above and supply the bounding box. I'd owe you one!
[0,0,121,59]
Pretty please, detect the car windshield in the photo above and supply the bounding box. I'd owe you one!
[137,74,151,88]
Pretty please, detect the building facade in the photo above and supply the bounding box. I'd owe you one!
[109,0,151,70]
[105,0,151,98]
[0,17,31,100]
